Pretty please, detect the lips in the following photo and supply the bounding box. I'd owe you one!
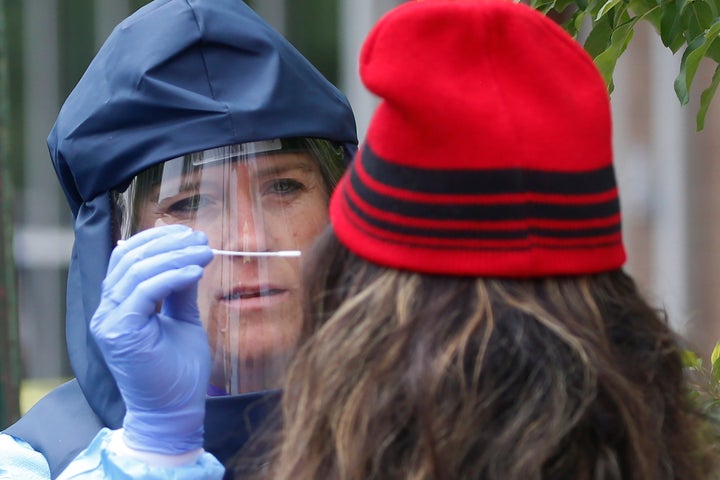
[216,285,290,318]
[220,287,286,302]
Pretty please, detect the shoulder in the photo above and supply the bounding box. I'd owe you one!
[59,428,225,480]
[0,432,51,479]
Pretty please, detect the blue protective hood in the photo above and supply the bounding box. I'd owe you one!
[46,0,357,445]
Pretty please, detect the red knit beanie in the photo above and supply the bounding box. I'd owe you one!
[329,0,626,277]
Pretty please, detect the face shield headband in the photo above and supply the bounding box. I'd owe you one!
[113,138,344,395]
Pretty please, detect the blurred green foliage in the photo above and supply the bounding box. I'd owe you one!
[685,343,720,421]
[529,0,720,130]
[287,0,340,85]
[684,343,720,449]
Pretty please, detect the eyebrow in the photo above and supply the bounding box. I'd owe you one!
[153,174,207,203]
[253,155,318,178]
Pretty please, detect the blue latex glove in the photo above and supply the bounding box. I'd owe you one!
[90,224,215,455]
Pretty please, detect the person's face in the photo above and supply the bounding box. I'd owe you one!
[136,152,329,393]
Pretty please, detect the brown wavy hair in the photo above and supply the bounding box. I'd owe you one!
[255,228,718,480]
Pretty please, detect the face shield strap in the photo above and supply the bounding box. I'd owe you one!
[189,139,284,167]
[186,138,330,167]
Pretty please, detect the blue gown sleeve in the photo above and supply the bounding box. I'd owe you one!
[0,432,51,479]
[0,429,225,480]
[56,428,225,479]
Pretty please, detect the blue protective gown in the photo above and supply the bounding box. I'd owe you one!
[1,0,357,478]
[1,430,225,479]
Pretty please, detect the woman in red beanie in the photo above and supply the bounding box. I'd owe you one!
[255,0,719,478]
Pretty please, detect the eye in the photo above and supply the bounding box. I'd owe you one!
[268,178,305,195]
[165,194,212,215]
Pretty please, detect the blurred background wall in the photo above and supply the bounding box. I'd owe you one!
[2,0,719,410]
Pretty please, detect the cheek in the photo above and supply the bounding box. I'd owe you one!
[284,200,329,249]
[196,272,214,327]
[293,215,327,248]
[136,209,159,233]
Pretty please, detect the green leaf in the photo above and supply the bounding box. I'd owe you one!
[683,349,703,370]
[593,16,639,91]
[532,0,558,14]
[554,0,580,13]
[585,14,615,57]
[675,18,720,105]
[712,341,720,382]
[587,0,609,18]
[563,9,589,37]
[626,0,660,18]
[675,0,691,20]
[634,0,663,31]
[660,0,685,51]
[597,0,624,19]
[710,0,720,17]
[712,342,720,366]
[683,0,715,40]
[708,35,720,61]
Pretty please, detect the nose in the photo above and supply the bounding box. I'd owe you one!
[222,188,269,254]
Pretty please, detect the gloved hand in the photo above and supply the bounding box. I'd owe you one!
[90,224,215,455]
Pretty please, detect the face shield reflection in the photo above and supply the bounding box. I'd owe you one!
[116,138,343,395]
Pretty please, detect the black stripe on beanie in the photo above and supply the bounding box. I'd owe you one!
[349,172,620,222]
[341,193,623,252]
[348,161,621,222]
[362,144,617,196]
[343,188,622,241]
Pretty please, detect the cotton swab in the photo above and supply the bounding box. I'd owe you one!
[211,249,301,257]
[116,239,301,257]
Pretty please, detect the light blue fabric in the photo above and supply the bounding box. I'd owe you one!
[0,433,51,479]
[0,430,225,479]
[57,429,224,480]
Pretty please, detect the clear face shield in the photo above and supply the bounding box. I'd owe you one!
[114,138,344,395]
